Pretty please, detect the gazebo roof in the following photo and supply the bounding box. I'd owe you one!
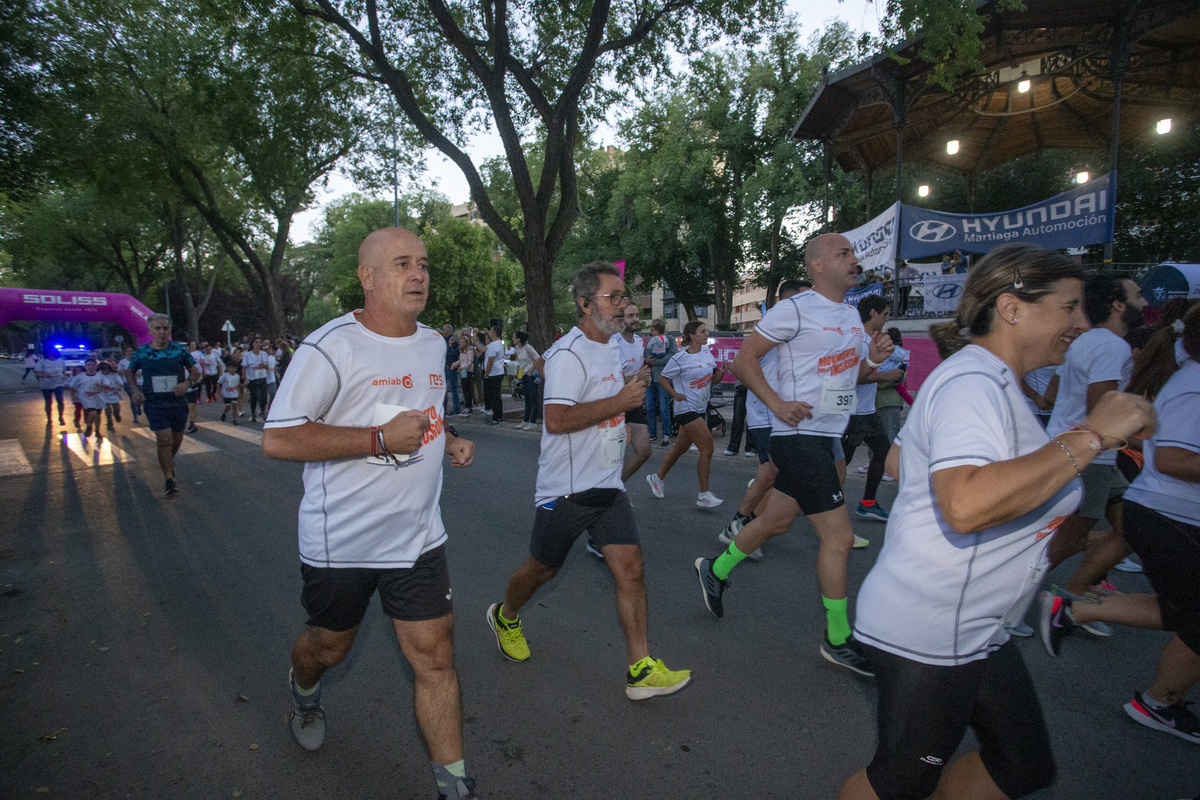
[792,0,1200,175]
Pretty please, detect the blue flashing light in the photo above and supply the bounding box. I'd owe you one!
[54,344,63,349]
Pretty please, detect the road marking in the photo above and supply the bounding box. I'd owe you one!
[0,439,32,477]
[196,421,263,446]
[60,431,132,466]
[127,426,218,455]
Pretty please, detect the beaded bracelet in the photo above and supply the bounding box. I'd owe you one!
[1051,438,1082,477]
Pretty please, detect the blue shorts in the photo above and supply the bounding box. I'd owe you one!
[144,403,189,432]
[749,427,772,464]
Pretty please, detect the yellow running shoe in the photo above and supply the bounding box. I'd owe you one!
[625,656,691,700]
[486,603,530,662]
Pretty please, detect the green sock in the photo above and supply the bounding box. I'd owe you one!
[432,760,467,795]
[712,541,749,580]
[823,596,851,646]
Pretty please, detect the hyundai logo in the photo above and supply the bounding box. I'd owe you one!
[932,283,962,299]
[910,220,957,243]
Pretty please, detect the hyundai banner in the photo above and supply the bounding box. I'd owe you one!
[899,172,1116,259]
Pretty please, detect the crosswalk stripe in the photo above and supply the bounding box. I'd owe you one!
[0,439,32,477]
[60,431,132,466]
[196,421,263,446]
[127,425,219,455]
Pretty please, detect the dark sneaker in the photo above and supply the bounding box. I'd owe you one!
[694,557,728,618]
[820,635,875,677]
[288,668,326,751]
[585,536,605,559]
[438,776,480,800]
[718,517,762,560]
[1124,690,1200,745]
[220,412,226,421]
[625,656,691,700]
[186,424,199,434]
[1038,590,1075,657]
[855,502,889,522]
[164,478,179,497]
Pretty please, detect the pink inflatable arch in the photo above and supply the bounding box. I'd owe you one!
[0,288,155,345]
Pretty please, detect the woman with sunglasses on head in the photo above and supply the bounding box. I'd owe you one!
[646,320,726,509]
[839,243,1154,800]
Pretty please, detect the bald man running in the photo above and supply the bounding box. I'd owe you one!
[263,228,481,800]
[694,233,894,677]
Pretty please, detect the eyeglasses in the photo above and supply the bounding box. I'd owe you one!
[590,293,627,307]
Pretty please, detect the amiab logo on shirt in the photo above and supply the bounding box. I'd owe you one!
[373,375,414,388]
[822,326,844,335]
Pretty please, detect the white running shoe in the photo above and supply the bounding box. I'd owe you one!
[723,449,735,456]
[852,534,870,549]
[646,473,665,499]
[881,473,895,482]
[856,464,869,474]
[689,443,699,453]
[1113,557,1143,573]
[697,491,723,509]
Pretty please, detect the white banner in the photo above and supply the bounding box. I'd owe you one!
[922,274,967,315]
[845,202,898,275]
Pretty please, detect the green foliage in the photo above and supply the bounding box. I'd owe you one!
[877,0,1026,89]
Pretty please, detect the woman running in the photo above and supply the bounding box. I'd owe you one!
[646,320,726,509]
[838,243,1153,800]
[36,345,66,426]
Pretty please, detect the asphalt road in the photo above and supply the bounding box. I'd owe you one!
[0,363,1195,799]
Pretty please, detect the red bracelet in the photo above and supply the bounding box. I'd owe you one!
[1068,425,1103,451]
[370,426,379,457]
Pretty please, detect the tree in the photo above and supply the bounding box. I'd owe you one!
[285,0,779,348]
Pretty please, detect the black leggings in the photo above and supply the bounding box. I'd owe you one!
[42,387,64,418]
[484,375,504,422]
[247,379,268,418]
[1124,500,1200,656]
[203,374,219,401]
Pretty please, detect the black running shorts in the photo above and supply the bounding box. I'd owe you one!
[769,434,845,516]
[1124,500,1200,655]
[144,402,189,433]
[865,641,1056,800]
[625,405,648,426]
[672,410,703,427]
[300,545,453,631]
[529,491,639,568]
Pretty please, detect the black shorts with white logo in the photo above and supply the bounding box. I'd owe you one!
[865,641,1056,800]
[769,434,845,516]
[300,545,453,631]
[529,490,639,568]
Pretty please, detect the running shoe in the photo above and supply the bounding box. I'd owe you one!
[232,419,238,426]
[855,502,889,522]
[625,656,692,700]
[856,464,869,474]
[186,424,199,434]
[694,557,728,618]
[164,478,179,497]
[649,434,658,442]
[718,517,762,560]
[486,603,530,662]
[1007,621,1034,638]
[1037,590,1075,657]
[744,450,756,458]
[852,534,870,549]
[646,473,665,499]
[1068,589,1114,638]
[820,635,875,677]
[221,412,226,421]
[586,536,604,559]
[1123,690,1200,745]
[288,668,326,751]
[251,416,256,423]
[723,449,736,456]
[696,491,723,509]
[688,443,698,453]
[660,436,671,447]
[881,473,895,482]
[438,776,480,800]
[1090,579,1121,596]
[1114,556,1143,573]
[490,419,501,426]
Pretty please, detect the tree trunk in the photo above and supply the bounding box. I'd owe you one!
[521,241,559,351]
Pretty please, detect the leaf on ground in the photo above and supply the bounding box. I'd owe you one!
[236,694,248,702]
[248,743,258,751]
[38,727,66,741]
[97,647,109,652]
[35,788,49,793]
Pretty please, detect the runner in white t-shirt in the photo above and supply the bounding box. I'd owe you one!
[648,321,727,508]
[67,359,109,438]
[200,345,222,403]
[839,243,1153,800]
[97,361,124,428]
[117,345,142,424]
[717,280,810,561]
[242,339,271,423]
[612,302,652,482]
[486,261,691,702]
[36,346,67,426]
[694,233,893,677]
[1040,308,1200,746]
[260,228,481,800]
[1044,274,1148,611]
[218,369,241,423]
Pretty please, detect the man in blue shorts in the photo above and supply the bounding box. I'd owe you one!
[129,313,201,497]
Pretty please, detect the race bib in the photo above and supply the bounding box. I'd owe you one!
[819,371,856,415]
[599,418,626,469]
[366,403,419,467]
[150,375,178,393]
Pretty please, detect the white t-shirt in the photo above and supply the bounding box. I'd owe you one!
[24,353,37,368]
[1022,365,1057,418]
[485,340,506,377]
[117,358,132,383]
[218,371,241,399]
[611,333,645,377]
[660,348,716,415]
[68,372,109,410]
[1125,359,1200,526]
[243,350,271,381]
[855,345,1083,666]
[201,352,221,376]
[1047,328,1132,465]
[535,327,626,506]
[190,350,204,369]
[37,359,65,390]
[853,332,878,415]
[99,373,124,404]
[264,312,449,569]
[264,354,278,384]
[746,349,779,431]
[755,291,866,437]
